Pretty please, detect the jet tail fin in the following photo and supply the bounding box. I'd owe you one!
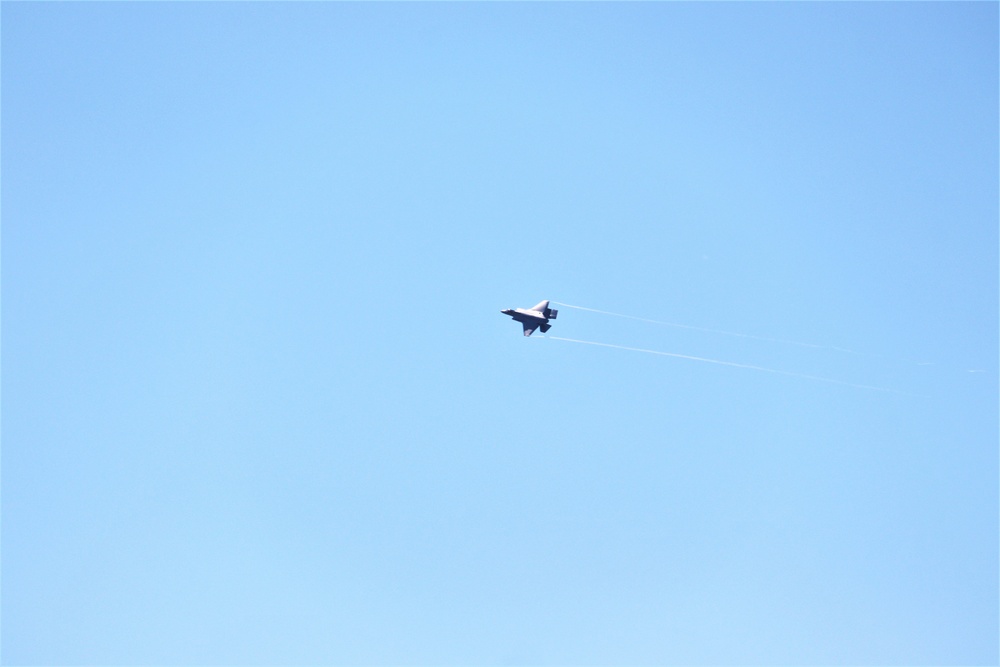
[540,323,552,333]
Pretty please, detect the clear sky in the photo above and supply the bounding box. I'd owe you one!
[2,3,997,665]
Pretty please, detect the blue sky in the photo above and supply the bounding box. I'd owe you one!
[2,3,997,665]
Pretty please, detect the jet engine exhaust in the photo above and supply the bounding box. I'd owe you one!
[552,301,863,355]
[542,335,912,395]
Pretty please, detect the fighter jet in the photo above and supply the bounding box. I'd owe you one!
[501,300,558,337]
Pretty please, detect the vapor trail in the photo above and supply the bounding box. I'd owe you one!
[544,335,910,395]
[552,301,862,355]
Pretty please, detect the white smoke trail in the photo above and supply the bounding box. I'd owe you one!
[552,301,864,355]
[543,335,913,395]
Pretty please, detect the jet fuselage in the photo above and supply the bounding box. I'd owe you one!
[500,307,547,322]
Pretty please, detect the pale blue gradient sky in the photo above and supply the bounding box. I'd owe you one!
[3,3,997,665]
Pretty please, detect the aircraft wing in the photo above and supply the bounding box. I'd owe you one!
[522,322,539,337]
[529,300,550,312]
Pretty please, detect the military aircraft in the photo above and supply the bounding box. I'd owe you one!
[501,300,558,336]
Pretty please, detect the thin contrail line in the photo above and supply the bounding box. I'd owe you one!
[543,335,913,395]
[552,301,864,355]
